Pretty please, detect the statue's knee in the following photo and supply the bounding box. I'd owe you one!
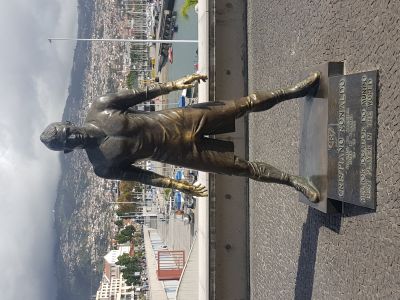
[234,156,250,173]
[243,94,257,109]
[249,93,258,102]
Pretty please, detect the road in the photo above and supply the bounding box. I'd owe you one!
[156,206,197,257]
[247,1,400,299]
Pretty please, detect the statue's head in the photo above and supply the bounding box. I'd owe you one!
[40,121,87,153]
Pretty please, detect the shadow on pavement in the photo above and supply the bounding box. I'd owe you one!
[342,202,376,217]
[294,207,341,300]
[294,202,375,299]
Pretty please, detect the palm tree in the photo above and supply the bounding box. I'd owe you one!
[181,0,198,18]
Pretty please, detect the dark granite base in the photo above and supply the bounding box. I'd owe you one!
[299,62,378,213]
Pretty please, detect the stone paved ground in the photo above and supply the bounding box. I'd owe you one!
[247,1,400,299]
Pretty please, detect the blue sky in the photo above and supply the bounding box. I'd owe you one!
[0,0,77,299]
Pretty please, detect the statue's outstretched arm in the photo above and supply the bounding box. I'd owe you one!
[94,164,208,197]
[97,74,207,110]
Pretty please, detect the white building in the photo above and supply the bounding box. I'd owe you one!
[96,273,135,300]
[96,246,137,300]
[104,246,131,281]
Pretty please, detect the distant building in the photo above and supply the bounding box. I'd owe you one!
[104,245,131,281]
[96,272,135,300]
[96,245,136,300]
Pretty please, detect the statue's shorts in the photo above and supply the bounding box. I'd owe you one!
[158,98,248,174]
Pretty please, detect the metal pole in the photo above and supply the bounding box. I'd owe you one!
[48,38,197,44]
[109,201,145,204]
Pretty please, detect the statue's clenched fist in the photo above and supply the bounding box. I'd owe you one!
[172,179,208,197]
[173,73,208,90]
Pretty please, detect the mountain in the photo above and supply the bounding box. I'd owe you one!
[54,1,116,299]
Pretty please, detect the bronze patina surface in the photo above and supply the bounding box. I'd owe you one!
[299,62,344,213]
[41,73,320,202]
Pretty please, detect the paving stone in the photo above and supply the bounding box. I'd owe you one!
[247,1,400,299]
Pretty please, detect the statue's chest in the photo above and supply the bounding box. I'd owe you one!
[98,136,152,164]
[95,112,132,136]
[101,112,159,138]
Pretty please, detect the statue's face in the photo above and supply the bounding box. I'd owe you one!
[62,124,87,151]
[40,122,87,153]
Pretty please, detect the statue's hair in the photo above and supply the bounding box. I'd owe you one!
[40,122,65,151]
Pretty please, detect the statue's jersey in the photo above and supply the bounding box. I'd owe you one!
[86,100,239,174]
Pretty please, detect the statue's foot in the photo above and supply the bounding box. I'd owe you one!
[288,72,320,98]
[290,175,320,203]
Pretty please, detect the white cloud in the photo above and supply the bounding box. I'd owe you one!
[0,0,78,299]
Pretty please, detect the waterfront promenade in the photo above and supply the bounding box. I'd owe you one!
[143,227,168,300]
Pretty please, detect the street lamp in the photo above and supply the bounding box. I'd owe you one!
[109,201,145,204]
[48,37,197,44]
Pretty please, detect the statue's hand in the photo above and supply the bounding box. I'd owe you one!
[174,180,208,197]
[173,74,208,90]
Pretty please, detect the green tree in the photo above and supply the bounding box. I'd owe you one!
[120,225,135,237]
[116,196,136,215]
[114,220,124,228]
[126,70,138,89]
[117,253,142,285]
[181,0,198,18]
[164,188,172,201]
[115,232,131,244]
[115,224,136,244]
[116,181,145,214]
[116,253,133,266]
[119,181,136,193]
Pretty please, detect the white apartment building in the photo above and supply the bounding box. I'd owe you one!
[96,245,136,300]
[96,273,135,300]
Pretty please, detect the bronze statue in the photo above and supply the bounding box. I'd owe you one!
[41,73,321,202]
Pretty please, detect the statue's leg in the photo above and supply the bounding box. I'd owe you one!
[232,156,319,202]
[235,72,320,116]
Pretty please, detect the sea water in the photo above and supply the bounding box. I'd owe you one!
[167,0,199,103]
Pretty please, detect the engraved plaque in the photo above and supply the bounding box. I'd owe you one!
[328,71,378,209]
[299,63,378,213]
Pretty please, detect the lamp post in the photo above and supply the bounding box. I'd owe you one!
[109,201,145,204]
[48,38,197,44]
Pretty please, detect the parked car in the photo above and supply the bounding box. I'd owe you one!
[183,212,194,225]
[186,196,196,209]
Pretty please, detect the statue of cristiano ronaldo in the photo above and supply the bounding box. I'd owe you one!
[41,73,321,202]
